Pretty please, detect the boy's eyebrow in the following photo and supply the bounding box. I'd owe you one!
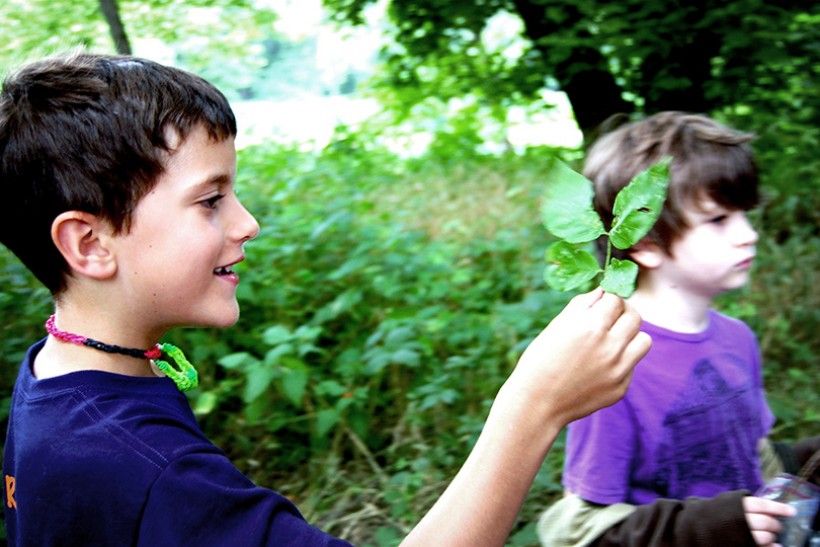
[698,203,725,214]
[187,173,233,194]
[688,200,729,220]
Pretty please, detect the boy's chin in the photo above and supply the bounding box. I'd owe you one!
[720,274,752,293]
[189,307,241,329]
[209,313,241,329]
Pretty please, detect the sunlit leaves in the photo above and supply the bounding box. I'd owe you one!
[600,258,639,298]
[543,241,600,291]
[609,159,670,249]
[541,159,606,243]
[541,159,669,297]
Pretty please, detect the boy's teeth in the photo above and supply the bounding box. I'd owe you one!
[214,266,233,275]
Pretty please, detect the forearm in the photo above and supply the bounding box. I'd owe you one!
[401,290,649,546]
[401,383,561,547]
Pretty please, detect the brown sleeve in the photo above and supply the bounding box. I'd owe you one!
[589,490,756,547]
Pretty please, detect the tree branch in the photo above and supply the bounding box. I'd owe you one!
[98,0,132,55]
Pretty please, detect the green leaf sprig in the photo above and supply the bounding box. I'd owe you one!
[541,158,671,298]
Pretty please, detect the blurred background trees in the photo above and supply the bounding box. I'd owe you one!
[324,0,817,135]
[0,1,817,545]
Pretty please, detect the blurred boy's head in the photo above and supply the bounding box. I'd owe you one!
[585,111,760,263]
[0,52,237,295]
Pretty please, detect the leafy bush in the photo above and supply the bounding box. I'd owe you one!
[160,141,575,542]
[0,125,815,544]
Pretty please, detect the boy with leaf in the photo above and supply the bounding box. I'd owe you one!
[538,112,818,546]
[0,52,653,546]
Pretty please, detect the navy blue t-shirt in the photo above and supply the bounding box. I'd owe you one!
[3,338,352,546]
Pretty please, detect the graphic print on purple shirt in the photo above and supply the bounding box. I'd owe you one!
[654,356,763,497]
[563,311,774,505]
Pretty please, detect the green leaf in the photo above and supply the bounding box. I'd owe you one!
[600,258,639,298]
[314,408,340,438]
[217,352,257,370]
[263,325,293,346]
[279,359,309,407]
[316,379,347,397]
[192,391,219,416]
[609,159,671,249]
[242,363,277,403]
[264,343,294,366]
[543,241,601,292]
[391,348,421,367]
[364,349,391,375]
[242,396,270,424]
[541,160,606,243]
[312,289,363,324]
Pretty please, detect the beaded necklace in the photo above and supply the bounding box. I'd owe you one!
[45,315,198,392]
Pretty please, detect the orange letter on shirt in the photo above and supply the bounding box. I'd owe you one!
[5,475,15,509]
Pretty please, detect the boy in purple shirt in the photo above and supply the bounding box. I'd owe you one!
[538,112,816,546]
[0,52,658,546]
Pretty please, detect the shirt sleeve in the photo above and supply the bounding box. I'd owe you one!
[138,450,352,546]
[563,397,637,504]
[590,490,755,547]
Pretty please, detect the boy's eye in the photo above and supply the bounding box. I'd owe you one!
[708,214,728,224]
[201,194,225,209]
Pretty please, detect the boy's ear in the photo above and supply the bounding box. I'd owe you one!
[51,211,117,280]
[629,239,665,269]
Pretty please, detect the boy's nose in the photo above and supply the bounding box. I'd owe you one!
[231,197,260,243]
[239,206,260,243]
[733,213,758,246]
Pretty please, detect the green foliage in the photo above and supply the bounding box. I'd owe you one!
[0,255,52,420]
[156,141,580,542]
[541,159,669,297]
[543,241,599,291]
[541,159,605,244]
[0,131,816,543]
[0,3,816,543]
[0,0,277,92]
[608,160,670,250]
[324,1,817,132]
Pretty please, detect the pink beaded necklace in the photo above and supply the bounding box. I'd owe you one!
[45,315,198,392]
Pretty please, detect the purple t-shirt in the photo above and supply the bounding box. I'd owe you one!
[563,310,775,505]
[3,338,352,546]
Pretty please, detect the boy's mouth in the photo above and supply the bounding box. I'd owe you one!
[213,265,235,276]
[214,264,240,286]
[734,256,755,270]
[214,256,243,281]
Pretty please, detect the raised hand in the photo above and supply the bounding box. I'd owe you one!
[503,288,651,425]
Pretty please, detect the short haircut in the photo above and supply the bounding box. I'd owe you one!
[0,52,237,294]
[585,111,760,261]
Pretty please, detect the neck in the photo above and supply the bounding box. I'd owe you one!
[628,280,713,333]
[33,306,164,381]
[53,303,164,349]
[35,337,160,380]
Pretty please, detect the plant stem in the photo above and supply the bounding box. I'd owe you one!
[604,237,612,270]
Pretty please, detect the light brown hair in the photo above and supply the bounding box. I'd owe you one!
[585,111,759,261]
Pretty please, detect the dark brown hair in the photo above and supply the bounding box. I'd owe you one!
[0,52,237,294]
[585,111,760,261]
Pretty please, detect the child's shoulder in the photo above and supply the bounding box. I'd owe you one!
[708,308,757,338]
[702,309,762,360]
[13,341,214,463]
[637,309,758,349]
